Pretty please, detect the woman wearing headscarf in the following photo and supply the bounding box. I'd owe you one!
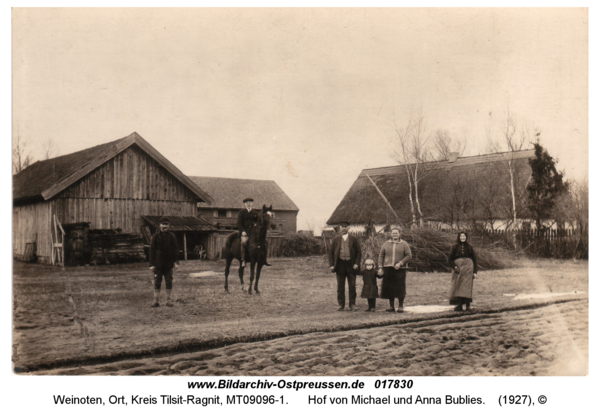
[448,231,478,312]
[377,225,412,313]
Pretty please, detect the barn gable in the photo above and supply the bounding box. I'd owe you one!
[13,132,214,205]
[56,145,199,202]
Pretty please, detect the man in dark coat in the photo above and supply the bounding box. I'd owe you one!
[149,217,179,307]
[328,221,362,311]
[237,198,259,267]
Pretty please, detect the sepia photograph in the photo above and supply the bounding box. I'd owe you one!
[8,5,592,406]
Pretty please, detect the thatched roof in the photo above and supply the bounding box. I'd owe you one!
[327,149,535,226]
[190,176,299,211]
[13,132,214,205]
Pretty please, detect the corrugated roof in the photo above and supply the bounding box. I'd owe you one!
[327,149,535,225]
[142,216,218,232]
[13,132,214,205]
[190,176,299,211]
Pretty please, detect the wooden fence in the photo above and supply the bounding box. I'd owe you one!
[321,228,588,260]
[471,228,588,259]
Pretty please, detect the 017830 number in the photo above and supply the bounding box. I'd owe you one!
[374,380,413,389]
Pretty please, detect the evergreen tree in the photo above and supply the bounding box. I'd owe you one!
[527,142,568,230]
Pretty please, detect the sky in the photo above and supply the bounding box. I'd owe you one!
[11,8,588,233]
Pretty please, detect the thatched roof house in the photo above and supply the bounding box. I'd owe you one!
[190,176,299,233]
[327,149,535,231]
[13,132,214,264]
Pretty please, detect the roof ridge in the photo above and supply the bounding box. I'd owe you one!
[189,175,276,183]
[360,148,535,174]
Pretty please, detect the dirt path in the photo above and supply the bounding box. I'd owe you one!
[34,299,588,376]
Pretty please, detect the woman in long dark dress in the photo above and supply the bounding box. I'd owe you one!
[377,226,412,313]
[448,231,478,312]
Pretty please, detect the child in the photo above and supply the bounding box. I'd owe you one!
[359,259,380,312]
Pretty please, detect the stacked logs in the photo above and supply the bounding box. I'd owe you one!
[89,232,146,264]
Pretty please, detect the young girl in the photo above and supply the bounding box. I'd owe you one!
[359,259,380,312]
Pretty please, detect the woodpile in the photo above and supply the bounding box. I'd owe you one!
[89,232,146,264]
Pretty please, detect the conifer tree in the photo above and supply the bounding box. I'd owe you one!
[527,142,568,230]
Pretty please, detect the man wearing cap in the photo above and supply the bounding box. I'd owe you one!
[328,221,362,311]
[149,217,179,307]
[237,198,259,267]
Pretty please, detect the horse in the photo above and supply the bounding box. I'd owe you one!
[223,205,273,294]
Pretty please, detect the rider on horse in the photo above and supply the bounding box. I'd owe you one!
[237,197,271,267]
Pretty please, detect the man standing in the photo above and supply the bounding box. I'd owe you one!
[328,221,362,311]
[149,217,179,307]
[237,197,259,267]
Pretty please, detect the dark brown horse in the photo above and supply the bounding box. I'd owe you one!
[224,205,273,294]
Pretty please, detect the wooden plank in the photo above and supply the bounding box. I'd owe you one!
[143,154,148,200]
[149,158,155,200]
[183,233,187,260]
[110,157,115,199]
[128,149,134,199]
[117,152,123,198]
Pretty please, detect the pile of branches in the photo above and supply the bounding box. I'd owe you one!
[360,228,506,273]
[280,234,325,257]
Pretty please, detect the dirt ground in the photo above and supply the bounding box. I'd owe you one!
[12,257,588,376]
[33,299,588,376]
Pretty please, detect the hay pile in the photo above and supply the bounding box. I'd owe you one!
[360,228,506,272]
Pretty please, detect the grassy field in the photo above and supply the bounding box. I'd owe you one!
[12,256,588,372]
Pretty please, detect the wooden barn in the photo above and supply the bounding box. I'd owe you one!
[190,176,299,234]
[13,132,214,265]
[188,176,299,260]
[327,149,536,233]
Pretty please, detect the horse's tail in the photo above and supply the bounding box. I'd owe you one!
[225,232,239,251]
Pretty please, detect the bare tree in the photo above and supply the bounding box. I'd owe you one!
[408,114,431,227]
[393,112,435,227]
[42,138,60,160]
[432,129,467,161]
[393,118,418,226]
[474,162,512,231]
[487,110,533,233]
[572,177,589,239]
[12,130,33,174]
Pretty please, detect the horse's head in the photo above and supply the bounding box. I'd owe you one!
[248,205,273,251]
[259,204,274,228]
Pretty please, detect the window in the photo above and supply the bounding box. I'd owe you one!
[218,209,227,217]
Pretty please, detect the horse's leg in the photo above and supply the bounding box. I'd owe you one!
[238,259,245,292]
[248,258,257,295]
[224,254,231,292]
[254,262,263,295]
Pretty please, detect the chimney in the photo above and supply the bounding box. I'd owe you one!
[448,152,459,163]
